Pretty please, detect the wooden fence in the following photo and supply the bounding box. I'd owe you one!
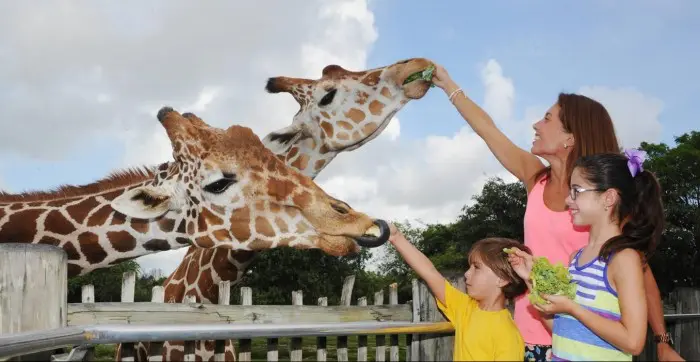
[1,244,699,361]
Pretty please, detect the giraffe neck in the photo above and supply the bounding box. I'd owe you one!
[279,138,338,179]
[0,166,196,277]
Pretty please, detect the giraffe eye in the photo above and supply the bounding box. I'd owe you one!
[319,88,337,106]
[203,175,237,194]
[331,203,349,215]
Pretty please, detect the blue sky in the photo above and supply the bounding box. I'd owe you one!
[367,0,699,143]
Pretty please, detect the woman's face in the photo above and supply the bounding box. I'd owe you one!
[531,102,574,157]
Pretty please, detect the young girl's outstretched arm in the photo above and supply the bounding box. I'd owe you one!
[389,225,447,304]
[539,248,647,355]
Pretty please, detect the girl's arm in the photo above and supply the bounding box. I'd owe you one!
[568,249,648,355]
[431,65,545,188]
[389,229,446,304]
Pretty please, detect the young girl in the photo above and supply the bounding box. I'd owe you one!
[388,224,532,361]
[508,149,665,361]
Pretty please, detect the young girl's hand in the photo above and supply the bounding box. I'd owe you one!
[532,294,577,316]
[507,248,533,282]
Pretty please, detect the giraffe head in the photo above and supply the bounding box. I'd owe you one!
[110,107,389,256]
[263,58,434,162]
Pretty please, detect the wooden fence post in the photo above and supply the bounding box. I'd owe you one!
[237,285,252,362]
[357,297,368,361]
[415,273,460,361]
[374,290,386,362]
[336,275,355,362]
[389,283,400,362]
[673,287,700,360]
[0,244,67,361]
[290,290,303,361]
[316,297,328,362]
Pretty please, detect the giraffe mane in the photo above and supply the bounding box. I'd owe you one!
[0,165,159,202]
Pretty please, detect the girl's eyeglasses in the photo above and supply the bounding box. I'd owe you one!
[569,186,604,200]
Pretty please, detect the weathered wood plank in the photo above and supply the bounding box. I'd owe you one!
[0,244,67,361]
[82,285,95,303]
[148,286,164,362]
[121,272,136,303]
[316,297,328,362]
[409,279,420,362]
[389,283,400,362]
[337,275,355,362]
[375,290,386,362]
[357,297,368,362]
[182,296,196,361]
[674,288,700,361]
[290,291,303,361]
[66,302,411,326]
[236,286,251,362]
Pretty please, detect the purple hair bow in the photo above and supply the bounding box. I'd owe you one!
[624,148,647,177]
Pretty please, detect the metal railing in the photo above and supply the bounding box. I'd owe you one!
[0,321,454,360]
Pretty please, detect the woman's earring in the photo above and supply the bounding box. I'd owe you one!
[563,143,568,149]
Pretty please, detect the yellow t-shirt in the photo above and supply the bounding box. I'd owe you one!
[436,280,524,361]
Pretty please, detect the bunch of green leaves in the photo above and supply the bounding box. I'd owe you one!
[403,65,436,87]
[528,256,577,305]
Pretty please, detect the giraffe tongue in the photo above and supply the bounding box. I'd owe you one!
[354,220,390,248]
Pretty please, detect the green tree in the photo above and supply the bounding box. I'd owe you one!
[641,131,700,296]
[231,247,378,305]
[67,260,141,302]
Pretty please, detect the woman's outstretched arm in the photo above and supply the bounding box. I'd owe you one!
[431,63,544,186]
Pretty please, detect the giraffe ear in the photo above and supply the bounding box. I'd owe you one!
[110,185,172,220]
[262,124,307,155]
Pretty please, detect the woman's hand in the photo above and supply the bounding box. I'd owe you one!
[507,248,534,283]
[532,294,577,316]
[388,223,403,243]
[430,63,459,94]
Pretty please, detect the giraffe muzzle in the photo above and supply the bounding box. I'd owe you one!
[354,219,390,248]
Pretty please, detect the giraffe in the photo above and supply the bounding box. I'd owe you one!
[130,58,436,361]
[0,106,391,291]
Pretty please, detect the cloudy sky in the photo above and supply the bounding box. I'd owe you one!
[1,0,698,274]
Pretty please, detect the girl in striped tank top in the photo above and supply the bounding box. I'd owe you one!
[508,150,665,361]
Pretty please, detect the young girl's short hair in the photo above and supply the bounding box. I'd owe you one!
[468,238,532,299]
[573,151,664,262]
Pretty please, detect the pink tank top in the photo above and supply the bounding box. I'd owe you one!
[514,175,589,346]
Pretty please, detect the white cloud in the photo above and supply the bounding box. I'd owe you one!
[578,86,664,148]
[481,59,515,122]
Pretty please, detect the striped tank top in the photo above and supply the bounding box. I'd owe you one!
[551,249,631,361]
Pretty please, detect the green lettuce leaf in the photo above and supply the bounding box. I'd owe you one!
[527,256,577,305]
[403,65,435,87]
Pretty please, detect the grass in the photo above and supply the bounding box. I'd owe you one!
[92,335,409,361]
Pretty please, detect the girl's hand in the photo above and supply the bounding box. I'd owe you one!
[430,63,458,93]
[532,294,577,315]
[507,248,533,282]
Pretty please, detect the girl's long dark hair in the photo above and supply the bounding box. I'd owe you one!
[574,153,664,263]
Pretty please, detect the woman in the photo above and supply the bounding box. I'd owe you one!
[429,63,683,362]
